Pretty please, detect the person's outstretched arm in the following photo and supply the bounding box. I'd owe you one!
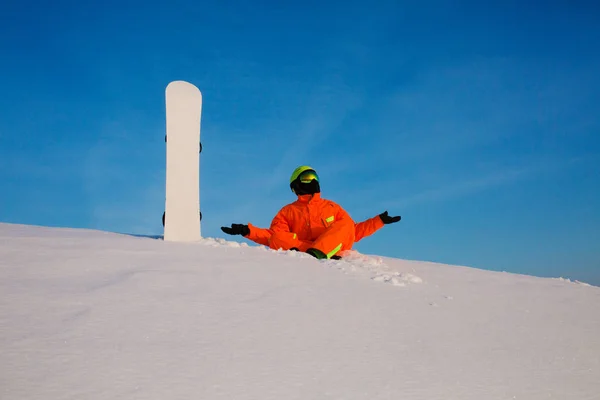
[221,207,292,247]
[354,211,401,242]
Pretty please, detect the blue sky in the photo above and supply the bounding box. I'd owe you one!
[1,1,599,284]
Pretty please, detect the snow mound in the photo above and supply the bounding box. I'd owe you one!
[1,223,599,400]
[189,238,426,288]
[554,277,592,286]
[325,250,424,287]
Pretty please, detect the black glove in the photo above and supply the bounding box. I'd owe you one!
[221,224,250,236]
[379,211,401,224]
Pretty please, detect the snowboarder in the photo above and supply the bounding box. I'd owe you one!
[221,166,401,259]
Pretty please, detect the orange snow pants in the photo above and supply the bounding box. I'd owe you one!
[267,218,355,258]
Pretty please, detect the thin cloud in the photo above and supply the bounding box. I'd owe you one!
[82,121,164,234]
[375,157,589,212]
[387,168,529,209]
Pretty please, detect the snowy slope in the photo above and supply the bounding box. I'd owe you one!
[1,222,599,400]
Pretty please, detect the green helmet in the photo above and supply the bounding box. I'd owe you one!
[289,166,320,194]
[290,165,315,183]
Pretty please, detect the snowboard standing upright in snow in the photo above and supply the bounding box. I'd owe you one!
[163,80,202,242]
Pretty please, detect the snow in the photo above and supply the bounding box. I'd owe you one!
[1,222,599,399]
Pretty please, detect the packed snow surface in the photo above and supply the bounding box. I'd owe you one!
[1,223,599,399]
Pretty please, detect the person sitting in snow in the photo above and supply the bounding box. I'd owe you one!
[221,166,401,259]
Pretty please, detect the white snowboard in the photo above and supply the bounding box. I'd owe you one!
[164,80,202,242]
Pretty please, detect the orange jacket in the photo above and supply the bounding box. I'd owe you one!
[246,193,384,248]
